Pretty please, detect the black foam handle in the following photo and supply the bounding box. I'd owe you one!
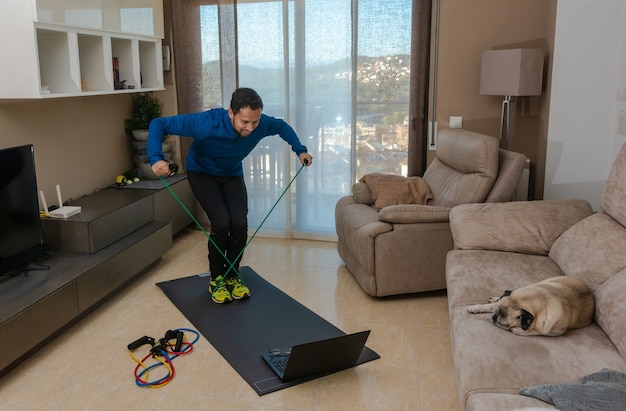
[127,335,152,350]
[175,331,184,352]
[164,329,178,340]
[168,162,179,176]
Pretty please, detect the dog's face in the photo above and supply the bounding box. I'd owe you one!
[491,293,535,332]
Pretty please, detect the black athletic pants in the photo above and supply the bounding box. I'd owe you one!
[187,171,248,279]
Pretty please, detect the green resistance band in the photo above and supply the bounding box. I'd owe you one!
[158,162,307,292]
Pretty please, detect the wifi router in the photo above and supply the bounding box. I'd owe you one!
[39,184,81,219]
[49,205,81,219]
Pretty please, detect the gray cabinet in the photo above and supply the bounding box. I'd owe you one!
[0,178,195,372]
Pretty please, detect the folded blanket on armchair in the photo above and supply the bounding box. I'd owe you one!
[520,368,626,411]
[360,173,433,210]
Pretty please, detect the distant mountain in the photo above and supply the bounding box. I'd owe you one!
[201,54,410,106]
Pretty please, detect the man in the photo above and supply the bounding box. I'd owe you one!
[148,88,313,303]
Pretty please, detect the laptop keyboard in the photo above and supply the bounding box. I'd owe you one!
[272,357,289,373]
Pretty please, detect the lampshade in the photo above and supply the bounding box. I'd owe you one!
[480,48,544,96]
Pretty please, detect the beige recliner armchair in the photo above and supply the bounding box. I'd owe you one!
[335,128,527,297]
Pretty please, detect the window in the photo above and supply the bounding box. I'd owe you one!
[175,0,422,239]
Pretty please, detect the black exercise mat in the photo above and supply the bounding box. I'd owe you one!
[156,266,380,395]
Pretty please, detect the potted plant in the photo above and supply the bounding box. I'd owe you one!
[124,92,162,141]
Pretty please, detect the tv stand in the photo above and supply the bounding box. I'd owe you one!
[1,263,49,279]
[21,263,50,273]
[0,177,195,372]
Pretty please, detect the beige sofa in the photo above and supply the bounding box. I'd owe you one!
[445,142,626,410]
[335,129,526,297]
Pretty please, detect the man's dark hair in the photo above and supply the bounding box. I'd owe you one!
[230,88,263,114]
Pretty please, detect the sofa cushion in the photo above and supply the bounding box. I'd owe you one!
[450,199,593,255]
[378,204,450,223]
[484,149,528,203]
[593,267,626,359]
[549,213,626,290]
[601,143,626,227]
[446,250,564,310]
[542,211,626,361]
[423,129,499,207]
[351,182,374,205]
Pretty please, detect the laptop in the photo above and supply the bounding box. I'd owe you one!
[261,330,371,382]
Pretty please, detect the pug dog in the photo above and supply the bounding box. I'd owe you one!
[467,276,595,336]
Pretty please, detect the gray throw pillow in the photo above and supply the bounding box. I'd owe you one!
[520,369,626,411]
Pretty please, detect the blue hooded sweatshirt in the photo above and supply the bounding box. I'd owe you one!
[147,108,307,176]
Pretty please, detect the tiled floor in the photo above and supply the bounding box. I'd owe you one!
[0,229,460,411]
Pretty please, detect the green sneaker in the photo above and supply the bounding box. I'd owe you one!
[209,275,232,304]
[228,276,251,300]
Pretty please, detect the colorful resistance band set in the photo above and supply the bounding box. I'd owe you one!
[128,161,307,387]
[128,328,200,388]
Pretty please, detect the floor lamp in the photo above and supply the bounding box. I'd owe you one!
[479,48,544,150]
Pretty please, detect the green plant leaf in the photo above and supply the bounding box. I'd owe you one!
[125,92,162,132]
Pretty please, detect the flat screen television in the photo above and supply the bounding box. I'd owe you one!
[0,144,47,277]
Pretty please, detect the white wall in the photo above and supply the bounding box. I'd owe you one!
[546,0,626,210]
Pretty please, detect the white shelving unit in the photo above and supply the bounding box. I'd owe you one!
[0,0,164,99]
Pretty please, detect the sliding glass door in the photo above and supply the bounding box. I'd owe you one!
[197,0,412,239]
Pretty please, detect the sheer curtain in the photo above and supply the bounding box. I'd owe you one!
[169,0,431,240]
